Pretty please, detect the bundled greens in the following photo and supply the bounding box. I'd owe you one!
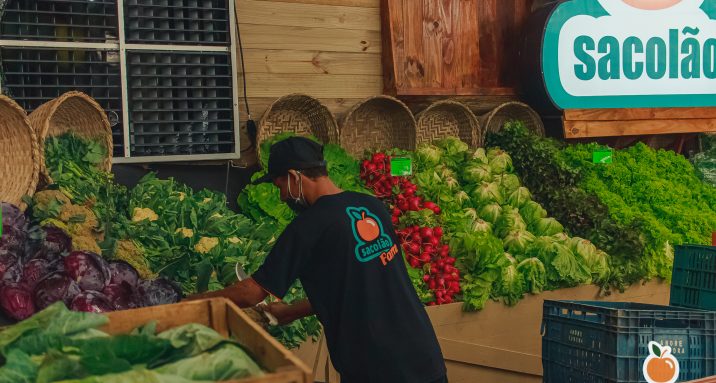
[0,303,264,382]
[487,122,649,290]
[412,137,608,311]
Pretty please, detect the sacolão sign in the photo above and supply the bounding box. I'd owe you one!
[543,0,716,109]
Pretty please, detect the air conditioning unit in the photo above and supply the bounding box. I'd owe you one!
[0,0,240,162]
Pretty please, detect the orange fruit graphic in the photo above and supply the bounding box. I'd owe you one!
[646,356,678,383]
[356,212,380,242]
[622,0,683,10]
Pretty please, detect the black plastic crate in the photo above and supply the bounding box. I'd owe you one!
[0,0,118,42]
[124,0,229,45]
[671,245,716,311]
[0,47,124,156]
[542,300,716,383]
[126,50,235,157]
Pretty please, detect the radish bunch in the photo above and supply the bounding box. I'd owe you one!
[360,151,460,305]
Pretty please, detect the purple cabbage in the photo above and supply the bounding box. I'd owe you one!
[0,283,36,320]
[63,251,110,291]
[33,273,82,310]
[70,291,114,313]
[137,278,182,307]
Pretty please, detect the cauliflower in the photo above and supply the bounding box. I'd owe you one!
[71,235,101,254]
[132,207,158,222]
[194,237,219,254]
[114,239,156,280]
[177,192,186,201]
[210,213,223,219]
[175,227,194,238]
[201,197,212,204]
[227,236,241,244]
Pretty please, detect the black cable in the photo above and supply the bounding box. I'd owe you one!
[235,10,257,152]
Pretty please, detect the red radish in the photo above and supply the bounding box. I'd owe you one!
[423,201,437,210]
[422,274,430,282]
[431,206,441,215]
[408,198,421,211]
[372,153,386,163]
[428,280,436,290]
[428,302,436,306]
[428,236,440,247]
[409,259,419,268]
[422,245,435,255]
[436,260,445,269]
[391,216,399,225]
[410,233,422,243]
[419,227,434,239]
[433,227,444,238]
[397,200,409,211]
[419,253,431,263]
[407,243,421,255]
[430,266,439,274]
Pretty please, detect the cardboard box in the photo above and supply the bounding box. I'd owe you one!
[296,281,671,383]
[103,298,313,383]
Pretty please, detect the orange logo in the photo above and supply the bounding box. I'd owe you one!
[643,341,680,383]
[355,211,380,242]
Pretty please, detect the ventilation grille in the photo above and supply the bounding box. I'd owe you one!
[0,47,124,155]
[127,50,234,157]
[124,0,229,45]
[0,0,118,42]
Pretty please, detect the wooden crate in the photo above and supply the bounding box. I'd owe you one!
[103,298,313,383]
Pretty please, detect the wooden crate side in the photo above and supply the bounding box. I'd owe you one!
[225,301,313,382]
[102,300,212,334]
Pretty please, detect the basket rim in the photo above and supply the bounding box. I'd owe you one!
[341,94,417,128]
[30,91,113,185]
[0,95,41,210]
[481,101,545,137]
[415,99,481,147]
[256,93,339,164]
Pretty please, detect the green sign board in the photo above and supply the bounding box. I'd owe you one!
[593,149,613,164]
[542,0,716,109]
[391,157,413,176]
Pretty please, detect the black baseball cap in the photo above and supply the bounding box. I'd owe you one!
[253,137,327,184]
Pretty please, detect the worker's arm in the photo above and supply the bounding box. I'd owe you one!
[260,299,314,325]
[186,277,269,308]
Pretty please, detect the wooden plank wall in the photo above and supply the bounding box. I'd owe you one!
[234,0,383,165]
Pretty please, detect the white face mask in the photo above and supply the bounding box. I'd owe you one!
[286,170,308,212]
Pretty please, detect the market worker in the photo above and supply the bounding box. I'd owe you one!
[192,137,447,383]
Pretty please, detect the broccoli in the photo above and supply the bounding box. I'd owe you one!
[113,239,156,280]
[31,190,71,221]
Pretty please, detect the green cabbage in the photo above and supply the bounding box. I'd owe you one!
[494,174,521,195]
[520,201,548,225]
[472,182,503,206]
[478,203,503,225]
[530,217,564,237]
[492,253,525,306]
[494,206,527,239]
[415,144,443,169]
[487,148,514,174]
[468,148,488,164]
[508,187,532,208]
[516,257,547,294]
[461,163,492,184]
[503,230,536,256]
[469,219,493,234]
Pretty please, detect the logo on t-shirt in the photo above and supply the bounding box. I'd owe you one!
[346,207,398,265]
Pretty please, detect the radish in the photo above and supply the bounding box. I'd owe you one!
[422,274,430,282]
[408,198,422,211]
[407,243,421,255]
[433,227,444,238]
[428,236,440,247]
[397,200,409,212]
[419,227,434,239]
[423,201,437,211]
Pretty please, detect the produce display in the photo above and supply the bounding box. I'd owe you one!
[0,202,180,321]
[408,138,609,310]
[359,150,460,306]
[0,302,264,382]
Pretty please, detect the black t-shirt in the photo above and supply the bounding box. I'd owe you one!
[252,191,446,383]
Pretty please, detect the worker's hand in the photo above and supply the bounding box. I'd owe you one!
[258,302,296,326]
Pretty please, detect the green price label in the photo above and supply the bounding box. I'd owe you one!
[391,157,413,176]
[593,149,613,164]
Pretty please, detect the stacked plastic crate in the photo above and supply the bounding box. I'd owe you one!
[0,0,239,161]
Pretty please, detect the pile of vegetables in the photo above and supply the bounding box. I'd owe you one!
[0,302,264,382]
[0,203,180,321]
[410,138,610,311]
[488,123,653,290]
[360,150,459,305]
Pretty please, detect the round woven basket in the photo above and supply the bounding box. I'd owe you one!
[257,94,339,162]
[28,91,113,184]
[479,102,545,140]
[340,95,416,158]
[0,95,40,210]
[416,100,481,148]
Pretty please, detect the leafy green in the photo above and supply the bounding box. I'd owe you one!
[155,344,263,380]
[0,349,37,383]
[516,258,547,294]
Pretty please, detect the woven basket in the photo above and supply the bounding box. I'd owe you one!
[0,95,40,210]
[28,91,113,184]
[415,100,481,148]
[340,95,416,158]
[480,102,545,141]
[257,94,339,162]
